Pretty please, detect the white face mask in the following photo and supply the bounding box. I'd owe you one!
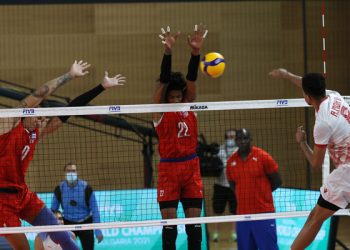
[66,172,78,184]
[226,139,236,148]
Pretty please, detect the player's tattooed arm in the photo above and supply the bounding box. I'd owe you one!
[17,60,90,109]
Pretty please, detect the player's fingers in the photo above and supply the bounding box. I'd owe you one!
[83,63,91,69]
[203,30,208,38]
[159,34,164,40]
[174,31,181,40]
[78,60,83,65]
[118,77,126,82]
[161,27,166,35]
[187,35,191,44]
[105,71,108,77]
[161,40,166,45]
[166,26,171,33]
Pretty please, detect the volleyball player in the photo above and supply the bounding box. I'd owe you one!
[34,211,76,250]
[269,68,350,250]
[153,24,207,250]
[0,60,125,250]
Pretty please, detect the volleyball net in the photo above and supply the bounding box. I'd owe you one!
[1,98,349,237]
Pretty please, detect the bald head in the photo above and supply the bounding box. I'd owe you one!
[236,128,252,156]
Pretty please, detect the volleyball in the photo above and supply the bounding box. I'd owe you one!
[200,52,225,78]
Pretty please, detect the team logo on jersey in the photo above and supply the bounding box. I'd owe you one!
[159,190,164,197]
[181,111,189,117]
[252,157,258,161]
[30,132,37,143]
[231,161,236,166]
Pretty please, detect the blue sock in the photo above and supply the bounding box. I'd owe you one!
[32,206,79,250]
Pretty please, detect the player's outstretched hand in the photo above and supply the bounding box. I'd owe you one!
[268,68,289,79]
[296,125,307,144]
[158,26,180,53]
[187,23,208,54]
[69,60,91,79]
[102,71,126,89]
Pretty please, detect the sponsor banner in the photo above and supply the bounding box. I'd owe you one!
[21,188,329,250]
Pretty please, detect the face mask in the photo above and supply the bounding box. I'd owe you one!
[66,173,78,184]
[226,139,236,148]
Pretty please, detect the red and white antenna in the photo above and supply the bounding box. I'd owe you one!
[321,0,327,78]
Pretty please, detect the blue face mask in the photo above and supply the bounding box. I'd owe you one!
[66,172,78,184]
[226,139,236,148]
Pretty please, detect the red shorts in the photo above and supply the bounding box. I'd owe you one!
[157,157,203,202]
[0,188,44,228]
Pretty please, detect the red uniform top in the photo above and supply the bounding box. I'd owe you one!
[0,121,39,190]
[155,112,198,159]
[226,146,278,215]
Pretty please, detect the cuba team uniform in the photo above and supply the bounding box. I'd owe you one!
[0,122,44,228]
[315,90,350,208]
[226,146,279,250]
[154,111,203,202]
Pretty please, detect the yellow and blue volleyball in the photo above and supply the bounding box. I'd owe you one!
[200,52,225,78]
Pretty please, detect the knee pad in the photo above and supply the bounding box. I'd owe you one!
[186,224,202,250]
[162,225,177,250]
[49,231,79,250]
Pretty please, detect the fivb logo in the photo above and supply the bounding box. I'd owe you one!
[276,99,288,106]
[22,108,35,115]
[109,105,121,112]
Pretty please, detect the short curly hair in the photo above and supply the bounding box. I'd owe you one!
[302,73,326,100]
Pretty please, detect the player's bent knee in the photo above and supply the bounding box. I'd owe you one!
[49,231,78,250]
[186,224,202,249]
[162,225,177,250]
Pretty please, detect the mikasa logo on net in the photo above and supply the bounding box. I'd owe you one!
[190,105,208,110]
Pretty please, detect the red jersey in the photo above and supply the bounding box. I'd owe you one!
[0,121,39,189]
[226,146,278,215]
[155,111,197,158]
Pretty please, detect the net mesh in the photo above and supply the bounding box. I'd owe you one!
[0,99,340,227]
[1,99,350,250]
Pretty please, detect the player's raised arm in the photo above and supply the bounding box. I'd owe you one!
[153,26,180,122]
[269,68,302,89]
[40,71,126,137]
[0,60,90,136]
[184,24,208,102]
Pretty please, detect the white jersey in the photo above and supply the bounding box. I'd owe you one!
[314,90,350,167]
[215,144,237,187]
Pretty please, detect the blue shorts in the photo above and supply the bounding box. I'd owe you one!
[236,219,278,250]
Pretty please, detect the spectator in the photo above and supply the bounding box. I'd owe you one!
[226,128,282,250]
[51,163,103,250]
[212,128,237,242]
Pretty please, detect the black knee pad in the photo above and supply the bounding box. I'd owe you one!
[185,224,202,250]
[162,225,177,250]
